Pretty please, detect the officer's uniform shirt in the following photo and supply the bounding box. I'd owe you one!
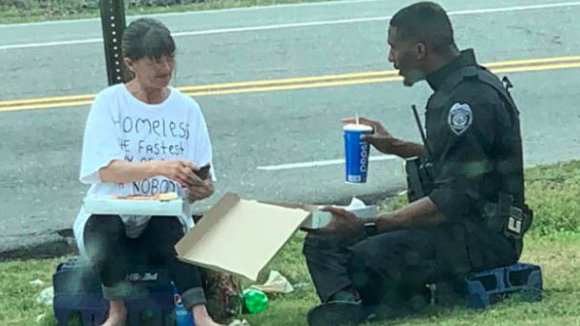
[422,49,525,268]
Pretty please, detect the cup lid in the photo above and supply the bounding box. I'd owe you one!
[343,124,373,132]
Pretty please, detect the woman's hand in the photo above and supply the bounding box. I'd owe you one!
[187,173,215,201]
[155,160,197,187]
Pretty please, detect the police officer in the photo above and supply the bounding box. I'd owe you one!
[302,2,531,326]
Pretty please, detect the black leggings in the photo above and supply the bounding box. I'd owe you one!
[84,215,205,307]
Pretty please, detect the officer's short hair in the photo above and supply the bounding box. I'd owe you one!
[390,2,455,53]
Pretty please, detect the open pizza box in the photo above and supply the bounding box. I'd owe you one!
[175,192,376,282]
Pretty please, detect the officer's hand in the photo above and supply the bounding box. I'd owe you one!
[302,206,365,239]
[342,117,398,155]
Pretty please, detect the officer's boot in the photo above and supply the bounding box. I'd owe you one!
[306,287,366,326]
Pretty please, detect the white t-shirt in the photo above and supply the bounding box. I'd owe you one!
[73,84,213,255]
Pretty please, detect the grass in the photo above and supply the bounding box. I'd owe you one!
[247,237,580,326]
[1,160,580,326]
[0,257,63,326]
[0,0,343,24]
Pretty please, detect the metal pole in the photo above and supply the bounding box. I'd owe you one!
[99,0,127,86]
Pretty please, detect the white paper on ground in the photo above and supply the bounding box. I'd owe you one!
[300,197,378,229]
[250,270,294,294]
[29,279,45,286]
[36,287,54,306]
[83,196,187,216]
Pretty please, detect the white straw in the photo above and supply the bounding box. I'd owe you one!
[355,114,359,125]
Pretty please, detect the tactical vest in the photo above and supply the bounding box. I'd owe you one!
[406,65,532,239]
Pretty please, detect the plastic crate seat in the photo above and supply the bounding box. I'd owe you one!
[465,262,543,309]
[53,258,174,326]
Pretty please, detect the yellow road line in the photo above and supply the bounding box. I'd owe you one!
[492,61,580,73]
[183,75,404,97]
[0,94,94,106]
[178,69,400,92]
[2,100,95,112]
[1,55,579,113]
[485,55,580,67]
[182,61,580,97]
[170,54,580,93]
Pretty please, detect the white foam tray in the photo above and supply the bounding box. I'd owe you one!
[83,196,186,216]
[301,206,378,229]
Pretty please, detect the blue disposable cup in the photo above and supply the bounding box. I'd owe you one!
[343,124,373,183]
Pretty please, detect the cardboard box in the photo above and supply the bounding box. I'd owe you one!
[175,193,378,281]
[175,193,310,281]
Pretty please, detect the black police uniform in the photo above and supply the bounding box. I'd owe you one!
[303,49,527,311]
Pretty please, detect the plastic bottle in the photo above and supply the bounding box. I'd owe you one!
[243,289,268,314]
[171,281,195,326]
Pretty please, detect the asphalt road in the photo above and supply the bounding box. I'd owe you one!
[0,0,579,255]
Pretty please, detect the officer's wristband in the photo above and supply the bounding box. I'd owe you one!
[363,221,378,237]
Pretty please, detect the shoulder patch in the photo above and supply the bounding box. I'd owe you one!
[447,103,473,136]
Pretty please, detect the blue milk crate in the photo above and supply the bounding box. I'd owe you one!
[465,263,543,309]
[53,258,175,326]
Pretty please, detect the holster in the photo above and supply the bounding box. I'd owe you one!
[405,156,434,202]
[482,193,533,239]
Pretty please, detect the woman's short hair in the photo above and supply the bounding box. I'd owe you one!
[122,17,176,61]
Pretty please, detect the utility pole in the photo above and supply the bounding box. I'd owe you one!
[99,0,127,85]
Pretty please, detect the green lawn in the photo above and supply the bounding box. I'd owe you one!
[1,160,580,326]
[245,235,580,326]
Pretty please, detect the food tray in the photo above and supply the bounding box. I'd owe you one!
[83,196,186,216]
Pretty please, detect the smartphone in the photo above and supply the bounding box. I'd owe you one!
[194,164,211,180]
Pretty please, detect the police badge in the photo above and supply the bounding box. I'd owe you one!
[448,103,473,136]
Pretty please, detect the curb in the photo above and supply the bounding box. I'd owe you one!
[0,230,79,261]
